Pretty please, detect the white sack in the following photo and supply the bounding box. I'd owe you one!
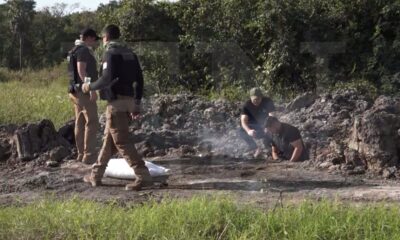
[104,158,170,180]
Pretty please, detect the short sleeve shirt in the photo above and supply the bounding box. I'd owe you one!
[75,46,98,82]
[271,123,308,161]
[241,97,275,126]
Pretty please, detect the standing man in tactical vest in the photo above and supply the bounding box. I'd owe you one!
[81,24,152,191]
[68,28,100,164]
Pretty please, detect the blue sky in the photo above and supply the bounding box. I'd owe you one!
[0,0,111,11]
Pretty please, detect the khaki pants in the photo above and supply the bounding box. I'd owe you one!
[69,92,99,163]
[91,98,149,181]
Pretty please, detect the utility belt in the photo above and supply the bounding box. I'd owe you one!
[107,95,136,114]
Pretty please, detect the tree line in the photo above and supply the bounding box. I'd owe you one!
[0,0,399,97]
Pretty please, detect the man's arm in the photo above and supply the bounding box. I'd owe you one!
[241,114,256,137]
[241,114,251,132]
[86,53,113,91]
[289,139,304,162]
[77,61,97,100]
[271,145,280,160]
[77,61,87,82]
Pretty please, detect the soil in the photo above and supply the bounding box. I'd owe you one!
[1,91,399,206]
[1,155,400,207]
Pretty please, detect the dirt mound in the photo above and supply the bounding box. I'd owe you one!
[135,92,400,177]
[1,120,72,168]
[348,96,400,173]
[279,91,400,177]
[1,92,399,178]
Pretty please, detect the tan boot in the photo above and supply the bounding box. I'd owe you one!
[125,168,153,191]
[83,174,102,187]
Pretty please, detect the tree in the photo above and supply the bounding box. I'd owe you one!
[6,0,35,69]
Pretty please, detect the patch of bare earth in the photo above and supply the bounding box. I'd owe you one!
[1,155,400,207]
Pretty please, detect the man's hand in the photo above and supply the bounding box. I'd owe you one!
[89,91,97,101]
[130,112,141,121]
[130,101,142,121]
[82,83,90,93]
[247,129,256,137]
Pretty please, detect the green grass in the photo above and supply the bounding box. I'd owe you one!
[0,65,106,129]
[0,80,74,129]
[0,197,400,239]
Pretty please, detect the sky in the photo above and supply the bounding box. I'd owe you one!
[0,0,112,11]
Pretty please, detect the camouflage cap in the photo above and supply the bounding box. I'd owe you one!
[249,87,263,97]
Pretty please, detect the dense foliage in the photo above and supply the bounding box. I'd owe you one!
[0,0,399,98]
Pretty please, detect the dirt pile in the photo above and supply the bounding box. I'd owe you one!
[278,91,400,177]
[1,92,399,177]
[348,96,400,173]
[0,120,72,168]
[133,94,246,157]
[134,92,400,177]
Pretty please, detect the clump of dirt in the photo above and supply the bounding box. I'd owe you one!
[0,119,72,169]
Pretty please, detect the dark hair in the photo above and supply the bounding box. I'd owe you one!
[265,116,279,128]
[103,24,121,40]
[80,28,100,40]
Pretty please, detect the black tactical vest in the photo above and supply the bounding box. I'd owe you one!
[99,45,140,100]
[67,45,85,93]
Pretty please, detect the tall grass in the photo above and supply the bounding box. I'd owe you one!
[0,197,400,239]
[0,80,73,129]
[0,65,106,129]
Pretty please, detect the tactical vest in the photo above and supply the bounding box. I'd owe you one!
[67,45,85,93]
[99,45,139,100]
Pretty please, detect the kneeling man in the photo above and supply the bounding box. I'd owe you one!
[264,117,308,162]
[239,87,275,158]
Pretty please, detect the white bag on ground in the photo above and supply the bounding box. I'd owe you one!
[104,158,170,180]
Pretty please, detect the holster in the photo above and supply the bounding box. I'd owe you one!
[68,83,81,94]
[99,87,117,101]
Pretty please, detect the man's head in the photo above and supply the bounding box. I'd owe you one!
[102,24,121,44]
[265,116,281,134]
[80,28,100,47]
[249,87,263,106]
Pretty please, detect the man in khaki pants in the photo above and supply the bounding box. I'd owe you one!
[67,28,100,164]
[82,24,152,191]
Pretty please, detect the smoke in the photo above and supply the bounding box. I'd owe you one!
[196,124,251,158]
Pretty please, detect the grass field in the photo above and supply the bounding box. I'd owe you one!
[0,66,108,129]
[0,80,74,129]
[0,197,400,240]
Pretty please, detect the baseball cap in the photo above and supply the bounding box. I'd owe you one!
[249,87,263,97]
[80,28,100,40]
